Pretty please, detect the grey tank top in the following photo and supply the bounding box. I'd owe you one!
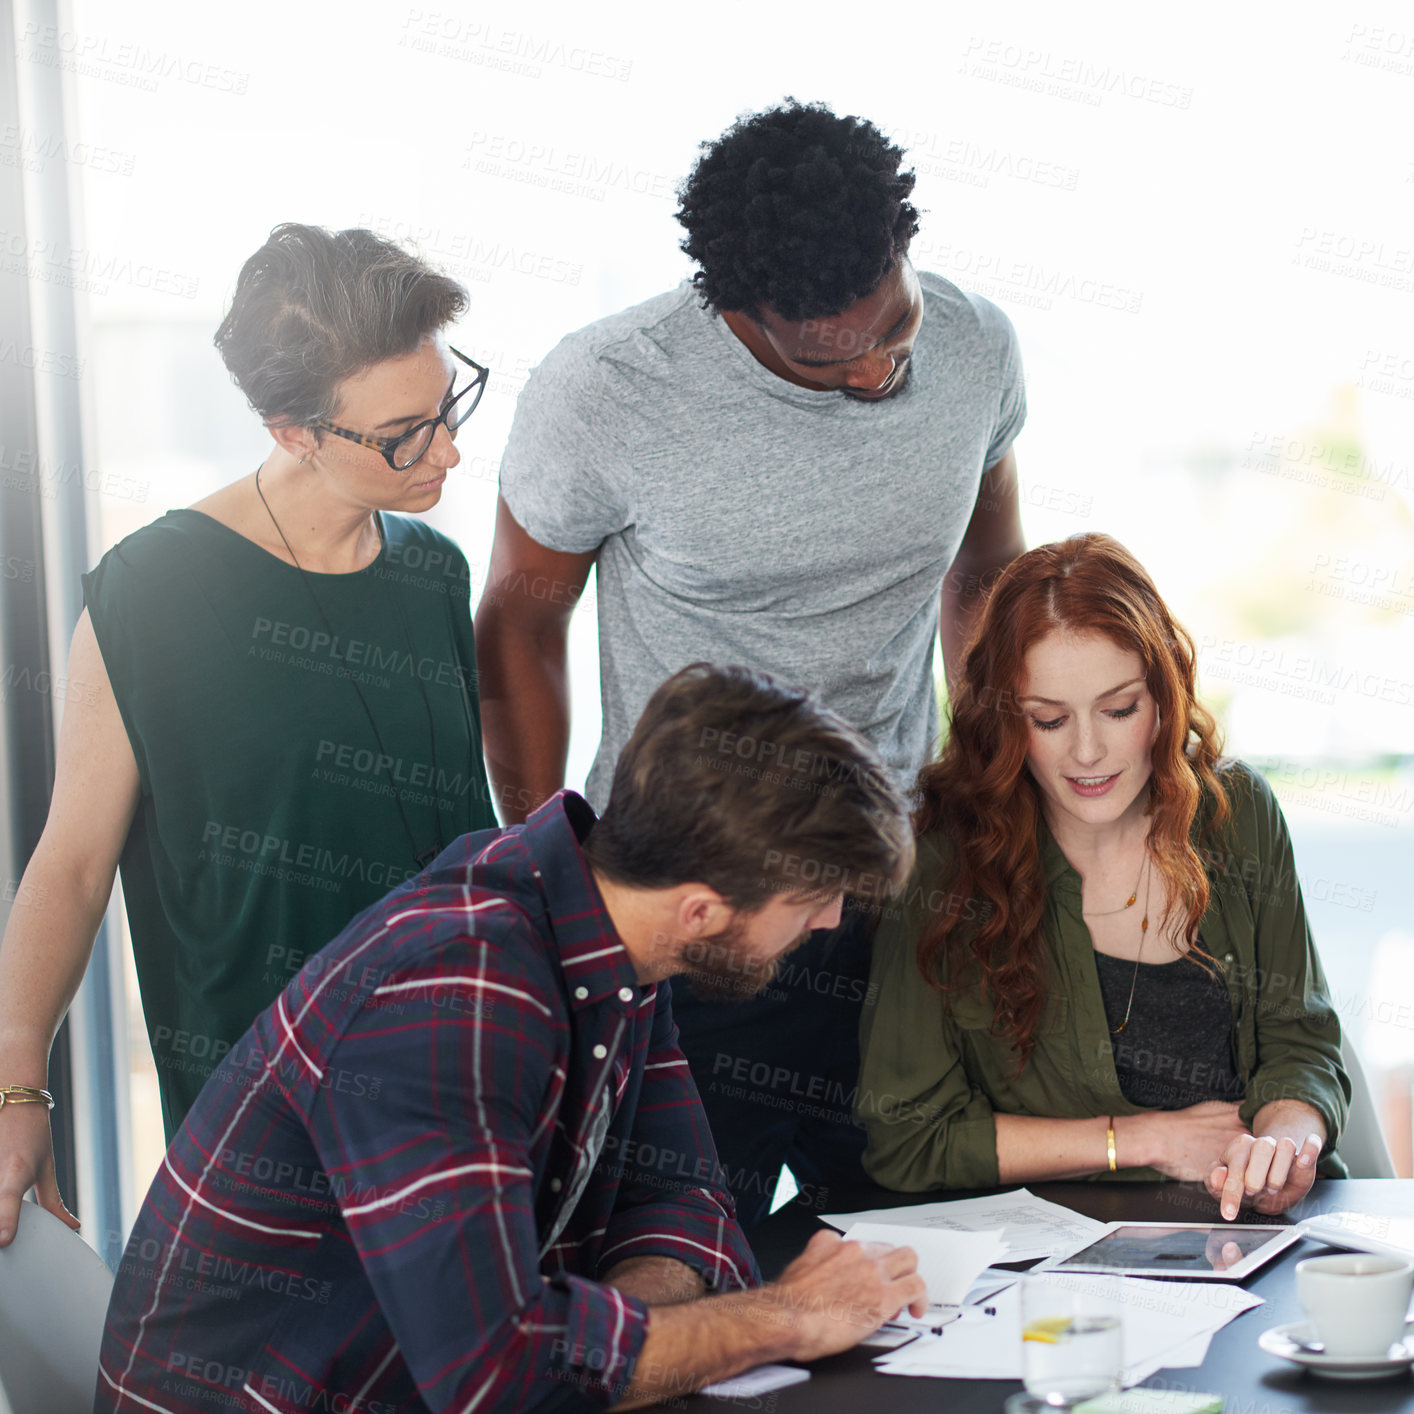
[1094,947,1245,1109]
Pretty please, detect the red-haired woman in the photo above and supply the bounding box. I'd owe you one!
[858,533,1349,1219]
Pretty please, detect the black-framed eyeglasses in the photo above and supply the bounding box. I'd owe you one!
[311,347,489,471]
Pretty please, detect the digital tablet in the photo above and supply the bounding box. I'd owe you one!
[1035,1221,1303,1281]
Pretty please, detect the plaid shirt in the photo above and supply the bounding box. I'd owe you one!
[97,793,758,1414]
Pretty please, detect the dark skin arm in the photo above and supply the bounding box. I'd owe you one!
[473,496,598,825]
[477,448,1021,824]
[938,448,1024,692]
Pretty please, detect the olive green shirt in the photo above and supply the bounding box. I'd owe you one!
[858,761,1350,1190]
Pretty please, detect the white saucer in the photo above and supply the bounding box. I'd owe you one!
[1259,1320,1414,1381]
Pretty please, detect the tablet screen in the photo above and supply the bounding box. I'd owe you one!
[1052,1224,1288,1275]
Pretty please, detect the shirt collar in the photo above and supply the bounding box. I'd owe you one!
[521,791,642,1010]
[1038,815,1081,893]
[1037,805,1214,892]
[699,284,883,411]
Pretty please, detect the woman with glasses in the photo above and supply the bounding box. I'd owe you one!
[0,224,497,1247]
[858,534,1349,1220]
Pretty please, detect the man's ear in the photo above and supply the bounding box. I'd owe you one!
[674,883,732,939]
[267,420,317,462]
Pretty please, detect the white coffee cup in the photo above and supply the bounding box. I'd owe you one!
[1295,1254,1414,1357]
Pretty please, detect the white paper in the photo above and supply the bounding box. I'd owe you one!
[1149,1329,1215,1369]
[866,1270,1018,1347]
[874,1274,1263,1385]
[876,1296,1017,1380]
[845,1221,1005,1306]
[1298,1211,1414,1264]
[700,1365,811,1398]
[825,1187,1109,1264]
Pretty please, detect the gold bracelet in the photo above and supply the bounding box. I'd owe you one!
[1106,1118,1117,1172]
[0,1085,54,1111]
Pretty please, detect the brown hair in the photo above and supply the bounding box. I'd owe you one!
[915,534,1229,1061]
[583,663,914,910]
[213,223,468,427]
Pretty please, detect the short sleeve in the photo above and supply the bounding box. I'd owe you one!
[81,530,191,796]
[498,334,633,554]
[968,295,1027,470]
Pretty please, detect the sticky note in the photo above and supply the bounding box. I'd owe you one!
[700,1364,811,1398]
[1075,1390,1223,1414]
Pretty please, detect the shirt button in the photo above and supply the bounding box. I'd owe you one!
[592,1044,608,1060]
[618,987,634,1003]
[574,986,589,1001]
[550,1177,563,1193]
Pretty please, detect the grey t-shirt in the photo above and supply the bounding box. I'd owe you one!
[499,272,1026,808]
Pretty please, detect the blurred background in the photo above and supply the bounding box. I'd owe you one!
[2,0,1412,1256]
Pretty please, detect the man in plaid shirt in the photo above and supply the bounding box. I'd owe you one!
[97,665,926,1412]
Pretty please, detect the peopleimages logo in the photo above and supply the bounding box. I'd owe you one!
[0,124,136,176]
[0,228,199,299]
[911,236,1143,314]
[1198,636,1414,708]
[196,821,420,901]
[248,616,475,690]
[959,35,1194,109]
[398,12,632,82]
[462,132,675,203]
[15,20,250,94]
[356,212,584,288]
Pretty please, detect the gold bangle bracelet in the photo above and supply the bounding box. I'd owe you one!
[1106,1118,1117,1172]
[0,1085,54,1111]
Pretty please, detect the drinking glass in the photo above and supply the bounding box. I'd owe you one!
[1010,1274,1123,1410]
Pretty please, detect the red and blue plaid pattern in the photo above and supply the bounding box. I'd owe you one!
[96,793,757,1413]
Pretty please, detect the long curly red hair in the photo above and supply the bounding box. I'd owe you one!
[915,533,1229,1062]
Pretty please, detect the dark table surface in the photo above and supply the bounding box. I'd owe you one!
[680,1179,1414,1413]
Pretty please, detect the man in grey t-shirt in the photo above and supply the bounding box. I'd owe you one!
[476,100,1026,1226]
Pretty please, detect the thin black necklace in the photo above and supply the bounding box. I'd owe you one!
[256,467,444,869]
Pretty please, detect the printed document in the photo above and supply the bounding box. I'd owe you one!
[824,1187,1109,1264]
[874,1273,1263,1385]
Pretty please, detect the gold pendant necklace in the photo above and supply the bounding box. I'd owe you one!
[1110,860,1152,1036]
[1083,854,1146,917]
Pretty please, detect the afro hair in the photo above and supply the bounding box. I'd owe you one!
[675,98,920,322]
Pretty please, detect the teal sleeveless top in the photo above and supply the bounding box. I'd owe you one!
[82,509,497,1136]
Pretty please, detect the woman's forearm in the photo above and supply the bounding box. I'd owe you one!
[0,608,137,1076]
[0,846,114,1076]
[994,1112,1121,1182]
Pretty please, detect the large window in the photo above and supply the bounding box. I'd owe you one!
[3,2,1411,1242]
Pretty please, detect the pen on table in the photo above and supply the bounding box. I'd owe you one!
[881,1304,997,1337]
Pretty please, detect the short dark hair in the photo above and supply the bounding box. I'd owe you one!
[582,663,914,910]
[213,223,468,426]
[675,99,920,321]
